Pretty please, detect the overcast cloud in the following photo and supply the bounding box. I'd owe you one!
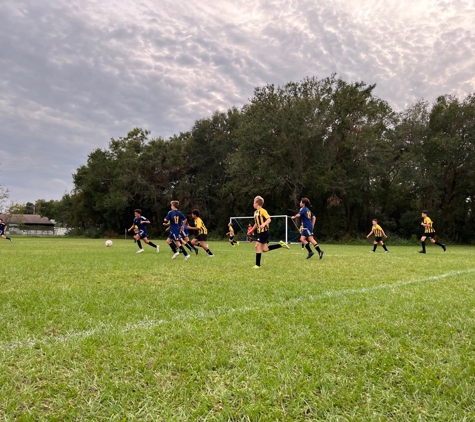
[1,0,474,205]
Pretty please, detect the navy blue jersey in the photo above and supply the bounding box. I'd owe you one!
[133,216,149,233]
[165,210,187,234]
[298,206,314,230]
[0,222,5,235]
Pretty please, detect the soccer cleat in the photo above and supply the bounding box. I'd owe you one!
[306,252,315,260]
[208,254,215,258]
[237,241,240,246]
[442,244,446,252]
[279,240,290,250]
[319,250,324,259]
[385,250,389,253]
[252,265,260,269]
[370,251,375,253]
[172,252,180,259]
[136,249,144,254]
[9,238,12,242]
[156,245,160,253]
[194,248,199,255]
[418,250,426,254]
[232,244,235,247]
[184,254,190,260]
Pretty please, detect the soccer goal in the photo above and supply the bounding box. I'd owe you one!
[229,215,301,244]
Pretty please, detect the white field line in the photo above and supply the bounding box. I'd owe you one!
[2,268,474,352]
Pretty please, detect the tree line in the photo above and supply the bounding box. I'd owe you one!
[33,75,475,242]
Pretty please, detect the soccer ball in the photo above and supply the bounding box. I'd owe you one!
[105,240,113,247]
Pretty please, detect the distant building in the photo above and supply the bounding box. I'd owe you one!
[0,214,58,235]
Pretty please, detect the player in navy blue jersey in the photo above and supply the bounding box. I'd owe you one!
[127,209,159,254]
[163,200,190,260]
[291,198,324,260]
[0,219,13,242]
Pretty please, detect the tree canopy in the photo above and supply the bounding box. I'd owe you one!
[31,76,475,242]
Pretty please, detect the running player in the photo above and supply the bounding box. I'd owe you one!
[291,197,324,259]
[127,209,159,254]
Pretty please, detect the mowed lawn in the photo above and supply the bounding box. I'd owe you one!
[1,238,475,421]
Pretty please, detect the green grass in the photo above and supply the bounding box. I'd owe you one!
[1,238,475,421]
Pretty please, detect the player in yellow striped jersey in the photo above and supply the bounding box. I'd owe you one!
[226,222,240,247]
[419,211,446,253]
[251,196,289,269]
[366,219,389,253]
[189,209,215,257]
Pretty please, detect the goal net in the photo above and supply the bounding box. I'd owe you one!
[229,215,301,244]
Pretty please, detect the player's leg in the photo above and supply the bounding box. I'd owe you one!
[135,233,144,252]
[143,236,159,251]
[175,239,189,259]
[308,235,323,258]
[197,235,213,256]
[300,235,313,258]
[254,240,263,267]
[419,235,427,253]
[433,235,446,250]
[380,240,388,252]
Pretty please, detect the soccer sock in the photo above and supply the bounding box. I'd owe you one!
[305,243,312,253]
[256,253,262,266]
[184,243,192,251]
[382,244,388,251]
[301,243,304,249]
[6,237,11,241]
[373,244,377,252]
[169,243,177,253]
[187,241,198,251]
[148,241,157,248]
[314,244,321,253]
[435,241,444,248]
[268,244,281,251]
[179,245,189,256]
[206,249,213,256]
[421,241,426,252]
[137,240,142,249]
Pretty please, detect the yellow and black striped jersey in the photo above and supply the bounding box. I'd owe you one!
[254,208,270,233]
[423,217,435,233]
[372,224,384,237]
[194,217,208,235]
[228,226,234,236]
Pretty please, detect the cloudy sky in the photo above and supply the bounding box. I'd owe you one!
[1,0,474,206]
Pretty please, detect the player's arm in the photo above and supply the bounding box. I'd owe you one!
[259,217,271,230]
[311,214,316,228]
[381,229,388,238]
[366,230,373,238]
[127,222,135,232]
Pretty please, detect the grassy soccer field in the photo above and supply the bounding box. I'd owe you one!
[1,238,475,421]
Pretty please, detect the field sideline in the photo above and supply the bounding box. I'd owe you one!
[1,238,475,421]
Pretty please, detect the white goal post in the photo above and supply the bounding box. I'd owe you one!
[229,215,301,244]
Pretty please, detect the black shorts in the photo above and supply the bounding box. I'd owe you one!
[374,237,383,242]
[423,232,437,238]
[196,234,207,242]
[256,231,270,244]
[229,236,234,241]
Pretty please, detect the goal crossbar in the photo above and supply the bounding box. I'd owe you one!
[229,215,301,244]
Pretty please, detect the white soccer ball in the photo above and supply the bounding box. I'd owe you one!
[105,240,113,247]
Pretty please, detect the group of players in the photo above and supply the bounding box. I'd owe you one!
[127,201,214,260]
[124,195,448,268]
[1,197,446,267]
